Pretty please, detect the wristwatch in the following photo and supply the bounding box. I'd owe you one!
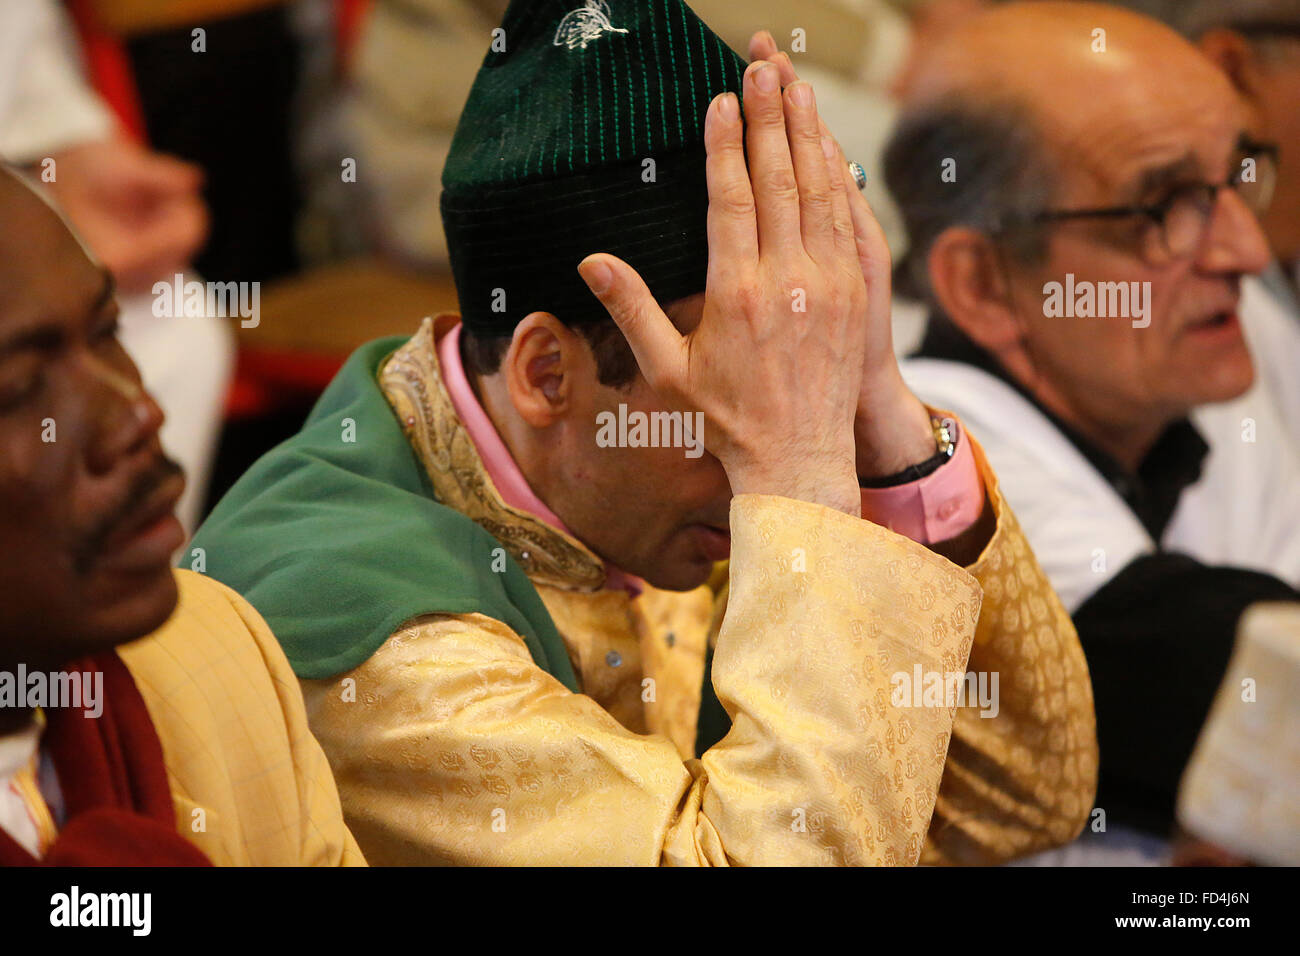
[859,416,958,489]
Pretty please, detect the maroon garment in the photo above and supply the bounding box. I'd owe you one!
[0,652,210,866]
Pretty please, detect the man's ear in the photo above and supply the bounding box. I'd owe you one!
[502,312,589,428]
[1198,29,1263,101]
[927,226,1024,354]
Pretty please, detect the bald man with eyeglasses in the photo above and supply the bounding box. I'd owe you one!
[884,2,1300,861]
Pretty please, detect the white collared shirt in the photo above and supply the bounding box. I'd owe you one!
[900,284,1300,612]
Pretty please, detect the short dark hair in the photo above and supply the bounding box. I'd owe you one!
[883,97,1057,307]
[460,319,640,390]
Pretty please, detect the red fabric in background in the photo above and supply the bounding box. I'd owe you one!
[336,0,371,73]
[66,0,372,136]
[64,0,149,142]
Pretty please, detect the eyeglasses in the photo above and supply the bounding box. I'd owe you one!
[1022,141,1279,266]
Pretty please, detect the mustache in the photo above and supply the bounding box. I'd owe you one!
[74,456,184,574]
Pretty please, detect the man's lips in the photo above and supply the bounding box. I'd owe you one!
[1184,309,1241,339]
[96,472,187,571]
[691,523,731,561]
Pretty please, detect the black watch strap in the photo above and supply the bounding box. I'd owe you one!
[859,417,957,489]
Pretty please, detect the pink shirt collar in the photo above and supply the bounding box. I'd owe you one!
[436,321,644,597]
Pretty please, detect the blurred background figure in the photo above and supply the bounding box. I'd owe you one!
[0,0,232,533]
[70,0,303,284]
[341,0,507,268]
[1106,0,1300,426]
[884,0,1300,863]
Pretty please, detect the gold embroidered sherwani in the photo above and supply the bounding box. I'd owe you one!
[299,317,1097,866]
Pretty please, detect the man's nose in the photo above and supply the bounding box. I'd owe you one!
[80,351,165,476]
[1198,187,1273,275]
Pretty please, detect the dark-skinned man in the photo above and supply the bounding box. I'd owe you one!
[0,168,363,866]
[192,0,1097,866]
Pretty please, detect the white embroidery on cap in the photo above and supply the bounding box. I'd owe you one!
[554,0,629,50]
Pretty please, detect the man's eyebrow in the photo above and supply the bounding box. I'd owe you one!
[1234,130,1277,157]
[1125,153,1202,202]
[0,322,63,361]
[0,270,116,359]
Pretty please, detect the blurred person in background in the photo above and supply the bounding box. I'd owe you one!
[0,0,233,533]
[72,0,306,285]
[1107,0,1300,429]
[342,0,507,268]
[885,1,1300,862]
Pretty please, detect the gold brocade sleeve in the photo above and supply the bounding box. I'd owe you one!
[919,438,1099,864]
[301,494,983,866]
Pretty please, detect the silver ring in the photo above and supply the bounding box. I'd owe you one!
[848,161,867,191]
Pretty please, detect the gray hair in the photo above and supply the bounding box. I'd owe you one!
[883,98,1056,307]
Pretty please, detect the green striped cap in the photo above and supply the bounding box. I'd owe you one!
[441,0,747,337]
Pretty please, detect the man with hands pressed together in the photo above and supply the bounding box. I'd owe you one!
[194,0,1095,865]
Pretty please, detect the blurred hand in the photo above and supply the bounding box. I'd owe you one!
[580,61,866,516]
[748,31,936,480]
[43,137,208,293]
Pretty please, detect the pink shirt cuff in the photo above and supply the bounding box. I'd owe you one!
[858,418,984,545]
